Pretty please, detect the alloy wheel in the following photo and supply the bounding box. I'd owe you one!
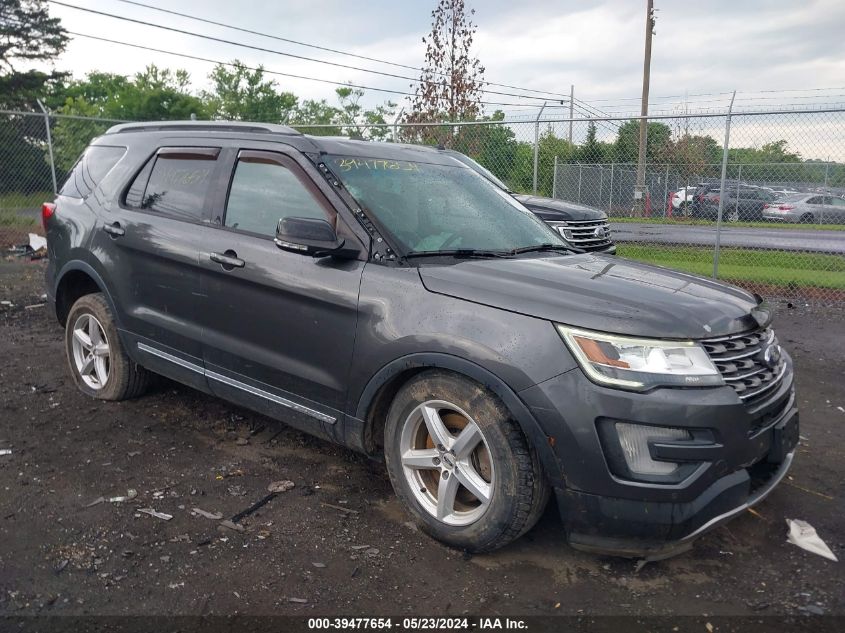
[399,400,494,526]
[71,313,111,390]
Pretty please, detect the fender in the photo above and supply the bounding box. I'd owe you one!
[354,352,565,487]
[55,259,124,328]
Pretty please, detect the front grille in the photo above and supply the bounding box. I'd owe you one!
[547,219,613,251]
[701,327,788,407]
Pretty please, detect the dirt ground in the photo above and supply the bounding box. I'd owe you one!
[1,259,843,618]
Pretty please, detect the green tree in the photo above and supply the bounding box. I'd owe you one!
[0,0,68,109]
[452,110,518,185]
[203,61,297,123]
[612,120,672,163]
[0,0,68,195]
[335,86,396,141]
[51,65,208,172]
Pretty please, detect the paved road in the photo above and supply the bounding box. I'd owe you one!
[611,222,845,254]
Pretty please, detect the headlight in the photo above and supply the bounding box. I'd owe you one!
[546,221,573,241]
[555,324,723,390]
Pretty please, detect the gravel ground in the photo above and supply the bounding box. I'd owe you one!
[1,260,843,618]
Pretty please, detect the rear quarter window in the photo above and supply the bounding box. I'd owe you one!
[59,145,127,199]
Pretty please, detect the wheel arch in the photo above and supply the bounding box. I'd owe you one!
[54,260,122,328]
[355,353,564,487]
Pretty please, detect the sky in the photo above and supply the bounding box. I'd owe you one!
[38,0,845,158]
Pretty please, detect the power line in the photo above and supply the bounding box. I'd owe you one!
[112,0,577,103]
[49,0,566,104]
[62,31,557,109]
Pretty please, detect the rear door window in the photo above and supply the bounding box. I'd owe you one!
[60,145,126,199]
[124,147,219,221]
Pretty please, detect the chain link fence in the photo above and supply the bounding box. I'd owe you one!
[1,107,843,303]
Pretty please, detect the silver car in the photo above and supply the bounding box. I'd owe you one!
[762,193,845,224]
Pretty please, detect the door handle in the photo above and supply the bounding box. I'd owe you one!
[103,222,125,237]
[210,251,245,269]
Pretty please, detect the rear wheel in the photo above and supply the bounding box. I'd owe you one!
[384,370,549,552]
[726,209,739,222]
[65,293,151,400]
[800,213,815,224]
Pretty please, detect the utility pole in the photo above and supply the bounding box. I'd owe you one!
[634,0,656,216]
[568,84,574,144]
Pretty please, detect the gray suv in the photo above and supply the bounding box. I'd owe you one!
[44,122,798,557]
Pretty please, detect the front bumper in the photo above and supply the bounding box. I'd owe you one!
[519,356,797,557]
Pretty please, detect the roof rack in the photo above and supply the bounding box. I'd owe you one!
[105,120,302,136]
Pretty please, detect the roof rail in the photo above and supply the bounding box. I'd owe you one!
[105,120,302,136]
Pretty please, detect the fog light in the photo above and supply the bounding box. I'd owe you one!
[614,423,691,476]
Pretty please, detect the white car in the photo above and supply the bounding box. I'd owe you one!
[762,193,845,224]
[670,185,702,214]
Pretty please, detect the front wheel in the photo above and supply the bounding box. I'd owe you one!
[383,370,549,552]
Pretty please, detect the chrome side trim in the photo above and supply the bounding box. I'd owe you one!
[137,342,204,374]
[137,342,336,425]
[681,450,794,543]
[206,370,336,425]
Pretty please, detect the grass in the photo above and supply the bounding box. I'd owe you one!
[0,211,37,228]
[617,245,845,289]
[0,190,53,210]
[610,216,845,231]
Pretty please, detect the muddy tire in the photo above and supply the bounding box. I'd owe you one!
[384,370,549,552]
[65,293,151,401]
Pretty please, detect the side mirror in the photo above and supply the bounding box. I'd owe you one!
[274,216,357,258]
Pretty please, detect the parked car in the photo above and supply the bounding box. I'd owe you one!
[441,150,615,254]
[669,185,703,214]
[763,193,845,224]
[692,182,775,221]
[45,121,797,557]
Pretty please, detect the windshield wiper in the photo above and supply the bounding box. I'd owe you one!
[510,243,583,255]
[405,249,514,260]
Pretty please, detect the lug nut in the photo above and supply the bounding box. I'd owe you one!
[433,457,441,465]
[441,471,449,480]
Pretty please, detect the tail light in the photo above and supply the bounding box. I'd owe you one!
[763,203,771,209]
[778,204,795,210]
[41,202,56,232]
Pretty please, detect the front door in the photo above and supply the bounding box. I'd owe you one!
[197,148,367,438]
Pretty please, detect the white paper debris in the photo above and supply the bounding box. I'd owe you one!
[0,449,12,456]
[138,507,173,521]
[28,233,47,252]
[786,519,838,561]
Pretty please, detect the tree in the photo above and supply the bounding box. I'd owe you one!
[0,0,68,109]
[575,120,610,163]
[51,65,208,173]
[335,86,396,141]
[613,120,672,163]
[203,61,297,123]
[404,0,485,144]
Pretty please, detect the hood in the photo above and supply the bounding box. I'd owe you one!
[418,254,767,339]
[512,194,607,222]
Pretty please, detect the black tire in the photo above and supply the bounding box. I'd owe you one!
[800,213,815,224]
[383,370,549,552]
[64,293,151,401]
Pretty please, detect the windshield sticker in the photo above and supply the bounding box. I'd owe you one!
[334,158,420,172]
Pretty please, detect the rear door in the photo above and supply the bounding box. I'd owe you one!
[94,146,224,389]
[197,147,367,438]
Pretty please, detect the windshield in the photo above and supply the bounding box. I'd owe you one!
[446,152,510,191]
[327,155,566,255]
